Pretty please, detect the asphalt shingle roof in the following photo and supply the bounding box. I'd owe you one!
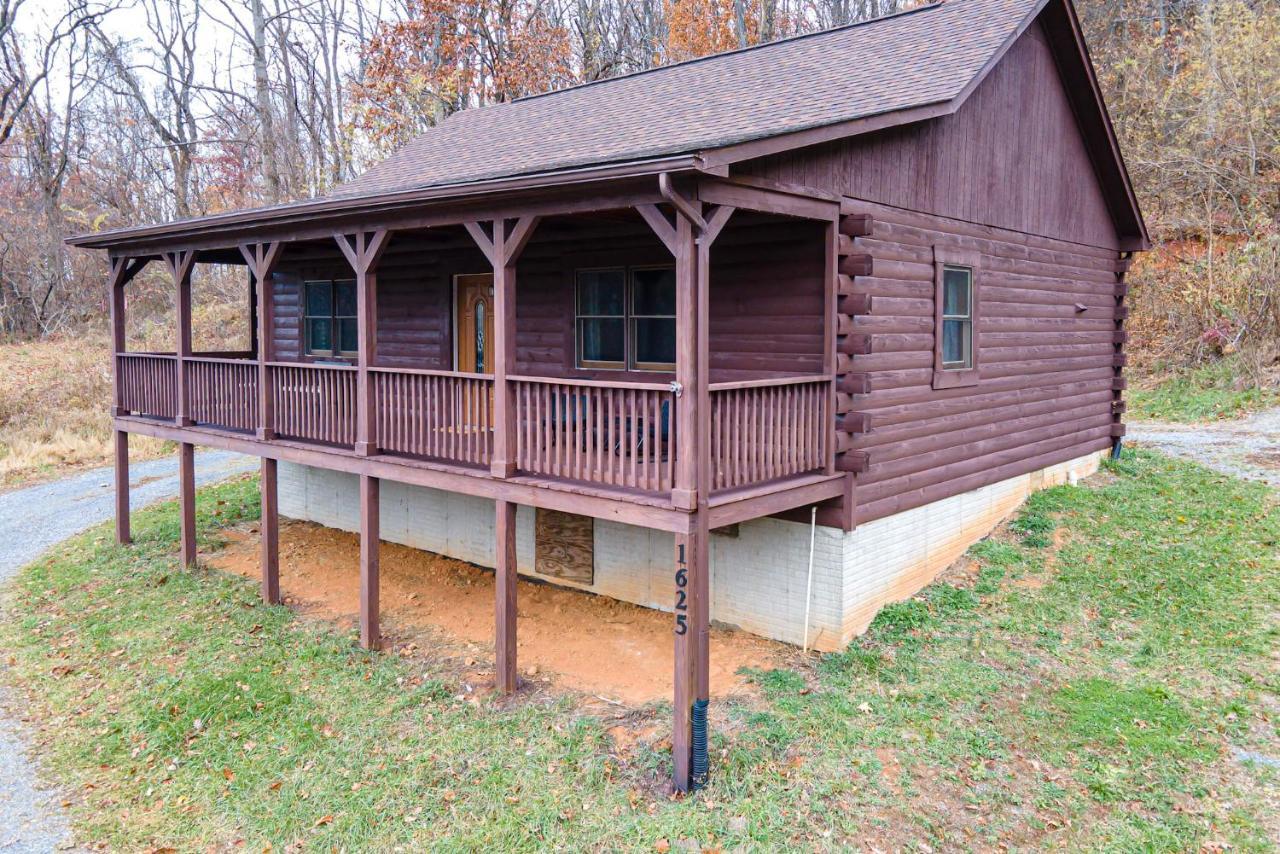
[335,0,1042,198]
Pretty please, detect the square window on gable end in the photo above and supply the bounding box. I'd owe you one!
[932,247,982,390]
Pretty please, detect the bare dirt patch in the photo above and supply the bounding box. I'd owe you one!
[208,520,785,705]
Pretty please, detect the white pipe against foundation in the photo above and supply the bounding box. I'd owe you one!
[803,505,817,652]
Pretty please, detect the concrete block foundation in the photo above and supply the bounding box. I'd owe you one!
[277,450,1104,651]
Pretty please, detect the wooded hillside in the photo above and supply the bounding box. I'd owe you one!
[0,0,1275,367]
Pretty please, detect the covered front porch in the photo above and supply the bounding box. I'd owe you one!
[110,186,840,511]
[93,171,846,793]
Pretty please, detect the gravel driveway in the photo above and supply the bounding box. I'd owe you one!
[0,451,256,853]
[1128,406,1280,489]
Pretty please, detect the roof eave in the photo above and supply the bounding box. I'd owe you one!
[67,154,707,253]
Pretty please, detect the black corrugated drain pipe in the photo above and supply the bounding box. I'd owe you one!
[691,698,709,789]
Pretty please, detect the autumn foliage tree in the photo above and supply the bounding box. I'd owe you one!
[351,0,575,149]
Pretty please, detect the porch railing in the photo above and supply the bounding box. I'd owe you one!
[512,376,676,493]
[117,353,178,419]
[268,362,357,446]
[114,356,832,499]
[709,375,831,492]
[373,367,494,467]
[188,356,258,432]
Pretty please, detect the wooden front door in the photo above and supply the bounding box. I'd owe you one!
[455,274,494,373]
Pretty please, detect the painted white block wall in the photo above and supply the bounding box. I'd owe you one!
[277,449,1103,652]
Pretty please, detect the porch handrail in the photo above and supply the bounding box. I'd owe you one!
[709,373,834,391]
[119,351,178,360]
[264,360,356,371]
[185,354,260,366]
[370,365,493,382]
[508,373,673,392]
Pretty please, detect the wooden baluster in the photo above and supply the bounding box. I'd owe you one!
[531,383,540,474]
[470,378,479,464]
[769,388,776,480]
[711,393,720,491]
[433,375,442,460]
[770,386,779,480]
[604,388,614,486]
[393,374,401,455]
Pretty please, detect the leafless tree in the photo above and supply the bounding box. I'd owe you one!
[91,0,202,217]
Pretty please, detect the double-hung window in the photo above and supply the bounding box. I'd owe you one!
[304,279,358,358]
[940,265,973,369]
[576,266,676,371]
[932,248,981,389]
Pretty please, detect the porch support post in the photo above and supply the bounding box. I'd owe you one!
[178,441,196,567]
[335,231,392,457]
[164,250,196,427]
[465,216,540,478]
[637,188,733,512]
[494,499,518,692]
[824,219,839,479]
[673,215,698,509]
[672,510,710,792]
[260,457,280,604]
[647,174,732,793]
[239,242,284,441]
[108,255,147,548]
[359,474,381,649]
[114,430,130,545]
[108,255,147,418]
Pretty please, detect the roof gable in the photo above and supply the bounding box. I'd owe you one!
[737,16,1127,247]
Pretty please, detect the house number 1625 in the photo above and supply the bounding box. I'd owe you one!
[674,543,688,635]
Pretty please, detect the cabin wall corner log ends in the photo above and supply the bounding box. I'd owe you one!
[76,0,1145,794]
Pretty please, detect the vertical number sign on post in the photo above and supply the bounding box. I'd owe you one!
[675,543,688,635]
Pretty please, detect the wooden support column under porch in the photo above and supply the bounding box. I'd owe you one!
[103,173,843,794]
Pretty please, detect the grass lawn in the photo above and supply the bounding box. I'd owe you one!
[3,450,1277,851]
[1129,355,1280,422]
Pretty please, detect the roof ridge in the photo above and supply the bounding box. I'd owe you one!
[508,1,945,107]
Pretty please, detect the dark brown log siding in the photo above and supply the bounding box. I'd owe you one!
[739,20,1121,250]
[268,218,826,378]
[840,199,1122,524]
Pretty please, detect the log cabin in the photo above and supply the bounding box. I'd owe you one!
[68,0,1146,791]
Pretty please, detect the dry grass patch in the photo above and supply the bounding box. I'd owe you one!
[0,334,172,486]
